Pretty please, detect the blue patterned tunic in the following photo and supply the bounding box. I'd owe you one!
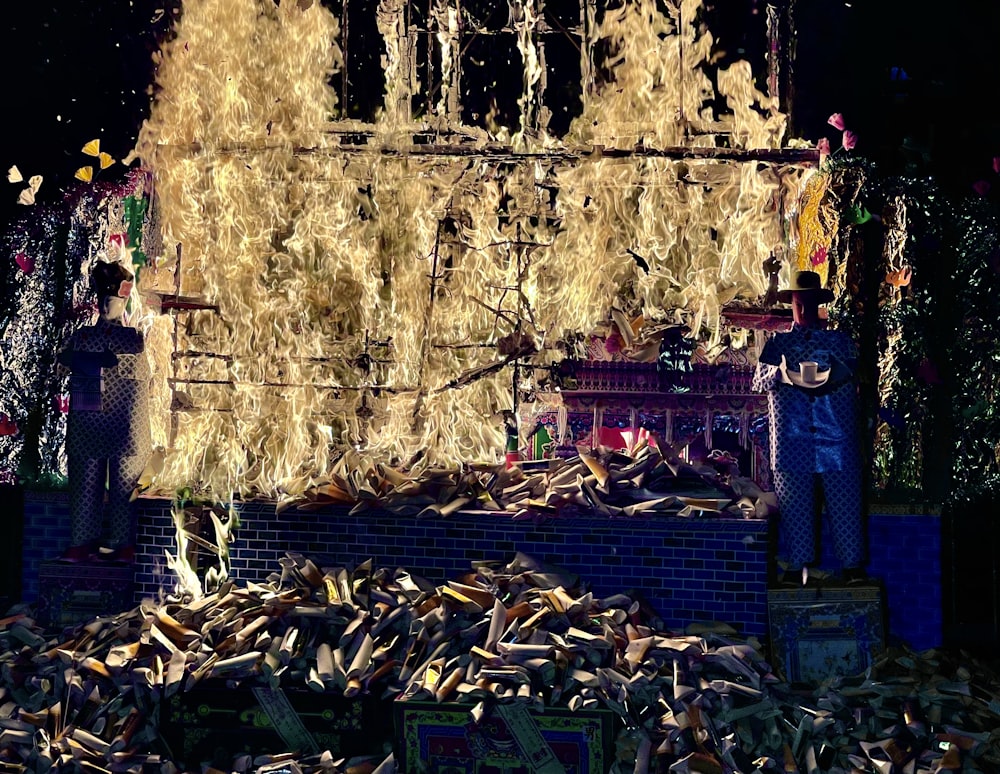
[752,323,860,474]
[752,322,864,570]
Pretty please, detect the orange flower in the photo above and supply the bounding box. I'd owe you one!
[885,265,912,287]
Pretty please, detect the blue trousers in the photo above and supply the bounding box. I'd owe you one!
[772,468,862,569]
[68,454,144,548]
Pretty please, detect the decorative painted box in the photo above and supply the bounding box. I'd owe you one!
[394,698,620,774]
[767,584,886,685]
[35,558,135,629]
[160,684,393,768]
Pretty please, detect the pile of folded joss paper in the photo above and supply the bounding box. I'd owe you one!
[1,552,997,773]
[278,440,777,521]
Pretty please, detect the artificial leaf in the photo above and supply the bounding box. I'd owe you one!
[844,205,873,225]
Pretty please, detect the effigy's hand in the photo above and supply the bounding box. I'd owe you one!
[778,355,794,385]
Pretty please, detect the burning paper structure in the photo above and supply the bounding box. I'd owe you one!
[131,0,819,499]
[274,433,777,519]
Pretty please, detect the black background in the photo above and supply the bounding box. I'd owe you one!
[1,0,180,231]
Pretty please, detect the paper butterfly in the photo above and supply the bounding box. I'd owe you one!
[75,140,116,182]
[13,172,42,205]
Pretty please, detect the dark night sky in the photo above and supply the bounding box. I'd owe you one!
[1,0,999,236]
[1,0,177,234]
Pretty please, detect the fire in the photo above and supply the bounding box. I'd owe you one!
[132,0,816,501]
[164,498,239,601]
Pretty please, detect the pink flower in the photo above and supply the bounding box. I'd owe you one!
[842,130,857,151]
[828,113,846,131]
[108,233,130,247]
[993,157,1000,175]
[810,246,828,266]
[0,414,17,436]
[15,252,34,274]
[817,137,831,156]
[973,180,992,196]
[55,394,70,414]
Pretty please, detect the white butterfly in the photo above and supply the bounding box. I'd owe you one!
[16,174,43,206]
[7,166,23,184]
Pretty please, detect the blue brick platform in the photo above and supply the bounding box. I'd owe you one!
[20,491,941,650]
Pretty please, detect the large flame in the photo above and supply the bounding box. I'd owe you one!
[133,0,816,500]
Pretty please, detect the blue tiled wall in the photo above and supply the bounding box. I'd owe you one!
[863,512,943,651]
[791,508,943,650]
[132,500,771,637]
[20,492,942,650]
[20,490,73,603]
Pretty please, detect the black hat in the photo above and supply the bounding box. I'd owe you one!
[91,261,133,299]
[776,270,834,304]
